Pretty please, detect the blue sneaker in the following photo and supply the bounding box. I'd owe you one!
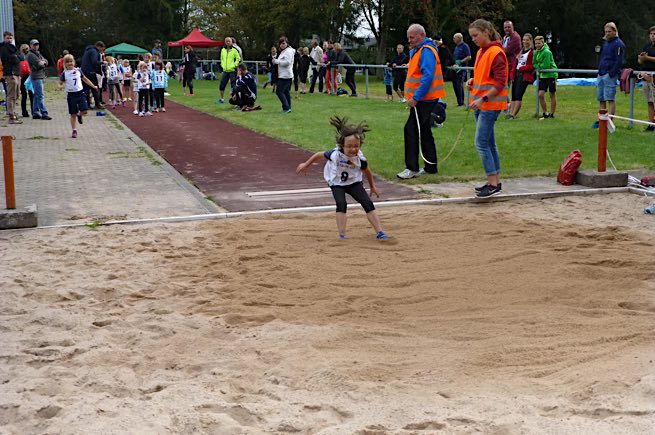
[216,98,224,104]
[376,231,389,241]
[591,121,599,129]
[284,109,292,113]
[339,234,348,239]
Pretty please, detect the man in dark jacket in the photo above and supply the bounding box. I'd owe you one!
[81,41,105,109]
[0,32,22,123]
[435,35,455,82]
[229,63,259,110]
[592,22,625,128]
[26,39,51,120]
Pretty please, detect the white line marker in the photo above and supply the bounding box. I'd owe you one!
[246,188,331,197]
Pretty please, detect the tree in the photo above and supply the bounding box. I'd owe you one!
[14,0,185,63]
[512,0,653,68]
[188,0,360,60]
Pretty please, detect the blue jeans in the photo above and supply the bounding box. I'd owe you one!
[276,78,292,111]
[474,110,501,176]
[32,78,48,116]
[596,73,617,102]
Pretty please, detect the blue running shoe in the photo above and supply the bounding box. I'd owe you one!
[376,231,389,240]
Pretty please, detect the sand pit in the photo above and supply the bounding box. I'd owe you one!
[1,193,655,433]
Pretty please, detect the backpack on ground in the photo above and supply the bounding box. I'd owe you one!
[557,149,582,185]
[430,100,448,127]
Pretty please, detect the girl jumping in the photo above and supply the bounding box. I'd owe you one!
[296,116,389,240]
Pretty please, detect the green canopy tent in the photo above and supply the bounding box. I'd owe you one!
[104,42,148,57]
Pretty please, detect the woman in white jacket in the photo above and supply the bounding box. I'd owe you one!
[272,36,295,113]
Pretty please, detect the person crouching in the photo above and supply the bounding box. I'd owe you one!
[229,63,260,111]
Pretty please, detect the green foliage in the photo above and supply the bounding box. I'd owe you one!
[13,0,654,68]
[168,77,654,182]
[512,0,654,68]
[14,0,184,63]
[188,0,362,60]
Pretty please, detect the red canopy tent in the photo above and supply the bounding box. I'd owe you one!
[167,28,224,48]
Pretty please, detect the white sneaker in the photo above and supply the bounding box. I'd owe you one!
[145,111,153,116]
[161,108,166,112]
[133,109,139,115]
[139,112,144,117]
[399,98,407,103]
[396,168,420,179]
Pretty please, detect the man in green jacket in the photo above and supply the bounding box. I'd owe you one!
[218,37,241,103]
[533,35,558,119]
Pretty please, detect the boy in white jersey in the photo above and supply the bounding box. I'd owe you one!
[296,116,389,240]
[58,54,97,138]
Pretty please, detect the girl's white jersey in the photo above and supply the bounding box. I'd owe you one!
[108,63,120,82]
[62,68,84,93]
[323,147,367,186]
[135,71,151,90]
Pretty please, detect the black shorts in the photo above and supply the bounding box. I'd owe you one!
[330,182,375,213]
[220,71,236,91]
[393,72,406,91]
[67,91,89,115]
[123,79,131,87]
[511,73,530,101]
[538,77,556,93]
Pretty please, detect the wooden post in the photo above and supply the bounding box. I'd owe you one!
[597,109,607,172]
[2,136,16,209]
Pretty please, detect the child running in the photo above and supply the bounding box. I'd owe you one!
[58,54,96,138]
[296,116,389,240]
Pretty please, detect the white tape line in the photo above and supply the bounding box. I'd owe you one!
[7,187,635,232]
[608,114,655,127]
[246,188,331,197]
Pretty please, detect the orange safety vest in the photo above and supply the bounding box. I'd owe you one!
[405,42,446,101]
[469,44,508,110]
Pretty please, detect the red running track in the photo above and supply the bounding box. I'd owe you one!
[110,100,419,212]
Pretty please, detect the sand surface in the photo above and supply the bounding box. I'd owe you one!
[2,193,655,434]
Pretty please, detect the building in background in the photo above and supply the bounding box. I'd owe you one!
[0,0,14,35]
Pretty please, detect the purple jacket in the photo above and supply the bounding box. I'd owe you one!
[502,31,522,69]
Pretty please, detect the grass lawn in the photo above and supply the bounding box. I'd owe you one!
[168,74,654,183]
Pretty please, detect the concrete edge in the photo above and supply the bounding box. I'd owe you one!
[3,186,642,233]
[104,111,224,214]
[0,204,38,229]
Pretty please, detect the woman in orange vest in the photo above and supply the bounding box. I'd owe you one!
[467,19,509,198]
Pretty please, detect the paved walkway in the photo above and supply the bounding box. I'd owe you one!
[0,93,219,227]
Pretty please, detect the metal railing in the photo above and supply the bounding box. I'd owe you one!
[534,68,652,128]
[165,59,651,128]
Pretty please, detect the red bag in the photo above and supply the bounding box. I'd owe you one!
[20,60,30,77]
[557,150,582,185]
